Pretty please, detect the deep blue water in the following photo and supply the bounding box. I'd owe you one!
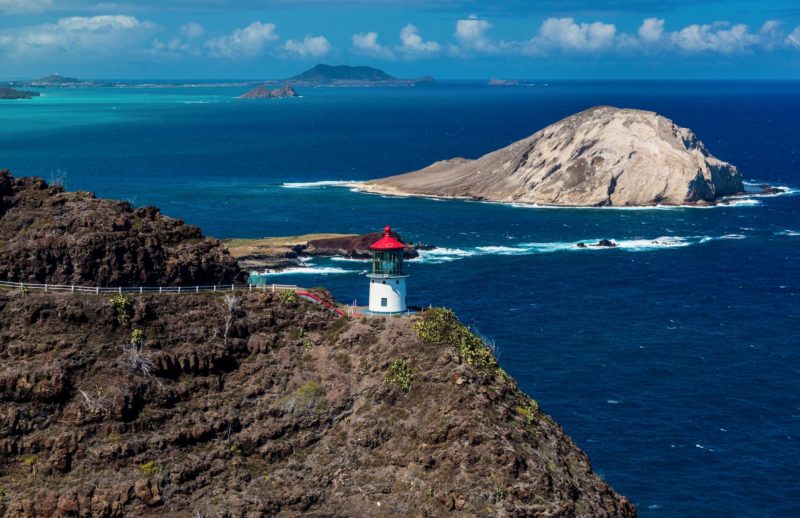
[1,81,799,516]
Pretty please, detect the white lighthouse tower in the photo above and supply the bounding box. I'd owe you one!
[367,226,409,314]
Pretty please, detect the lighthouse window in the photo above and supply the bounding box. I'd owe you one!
[381,297,388,307]
[382,280,386,284]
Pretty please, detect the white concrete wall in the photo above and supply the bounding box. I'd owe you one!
[368,277,407,313]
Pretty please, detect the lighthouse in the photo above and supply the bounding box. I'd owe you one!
[367,226,409,314]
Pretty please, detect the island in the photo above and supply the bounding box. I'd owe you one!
[0,86,40,100]
[237,84,299,99]
[287,64,434,87]
[0,168,635,516]
[356,106,749,207]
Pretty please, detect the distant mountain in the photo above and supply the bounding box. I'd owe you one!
[0,86,39,100]
[288,64,433,86]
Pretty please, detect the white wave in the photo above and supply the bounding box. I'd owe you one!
[776,229,800,237]
[266,266,355,275]
[414,247,477,264]
[413,234,745,264]
[330,256,367,262]
[281,180,360,189]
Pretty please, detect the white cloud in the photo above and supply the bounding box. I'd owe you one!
[179,22,204,40]
[205,21,278,58]
[669,22,759,53]
[352,31,393,58]
[638,18,664,43]
[788,26,800,48]
[1,15,155,58]
[0,0,51,14]
[455,15,493,51]
[283,35,331,57]
[532,17,617,51]
[398,24,439,56]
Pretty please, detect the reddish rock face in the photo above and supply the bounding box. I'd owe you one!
[0,169,240,287]
[305,231,419,259]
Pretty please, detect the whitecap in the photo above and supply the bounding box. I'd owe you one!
[266,266,355,275]
[776,229,800,237]
[281,180,361,189]
[413,247,477,264]
[607,400,621,404]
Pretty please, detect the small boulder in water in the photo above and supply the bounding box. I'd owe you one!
[597,239,617,248]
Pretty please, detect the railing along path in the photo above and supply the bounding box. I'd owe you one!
[0,280,297,295]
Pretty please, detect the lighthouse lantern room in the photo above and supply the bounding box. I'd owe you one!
[367,226,409,314]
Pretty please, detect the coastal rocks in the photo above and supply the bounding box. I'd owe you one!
[0,169,240,286]
[577,239,618,248]
[237,84,299,99]
[304,231,420,259]
[0,290,635,516]
[360,106,745,207]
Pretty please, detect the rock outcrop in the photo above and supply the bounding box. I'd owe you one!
[237,84,299,99]
[0,170,240,286]
[0,290,636,517]
[0,87,39,100]
[360,106,744,206]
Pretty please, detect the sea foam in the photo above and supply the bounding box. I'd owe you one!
[281,180,361,189]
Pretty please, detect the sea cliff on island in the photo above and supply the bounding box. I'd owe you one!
[237,84,299,99]
[0,169,635,516]
[358,106,752,207]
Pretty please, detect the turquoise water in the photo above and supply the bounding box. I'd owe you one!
[1,82,799,515]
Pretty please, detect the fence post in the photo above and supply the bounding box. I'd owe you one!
[248,284,252,292]
[196,286,199,293]
[71,285,75,293]
[159,286,162,294]
[44,283,48,293]
[231,284,234,292]
[213,285,217,292]
[118,287,122,294]
[139,286,143,294]
[272,284,275,293]
[178,286,181,294]
[96,287,99,294]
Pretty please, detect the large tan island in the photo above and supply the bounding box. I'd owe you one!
[357,106,745,207]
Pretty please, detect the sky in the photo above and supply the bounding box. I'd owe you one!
[2,0,800,80]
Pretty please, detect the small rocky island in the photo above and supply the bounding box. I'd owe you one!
[237,84,299,99]
[0,86,40,100]
[0,170,635,516]
[358,106,748,207]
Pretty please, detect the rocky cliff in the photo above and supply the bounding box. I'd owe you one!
[0,290,635,517]
[360,106,743,206]
[0,170,239,287]
[0,88,39,100]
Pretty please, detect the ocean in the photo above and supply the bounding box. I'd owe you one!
[1,80,799,516]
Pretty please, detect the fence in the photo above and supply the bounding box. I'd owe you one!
[0,280,297,295]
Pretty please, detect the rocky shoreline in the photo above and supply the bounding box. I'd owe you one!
[225,231,434,272]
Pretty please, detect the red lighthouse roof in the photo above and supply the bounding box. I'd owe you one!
[369,226,406,251]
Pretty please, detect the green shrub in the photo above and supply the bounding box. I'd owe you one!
[130,328,145,348]
[288,381,326,416]
[140,461,160,475]
[414,308,498,372]
[22,455,37,467]
[279,290,298,304]
[514,399,540,425]
[385,359,413,392]
[109,293,132,326]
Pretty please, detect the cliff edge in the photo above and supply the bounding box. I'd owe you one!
[0,170,239,287]
[360,106,743,206]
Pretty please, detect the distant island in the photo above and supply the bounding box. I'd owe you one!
[287,64,434,86]
[237,84,299,99]
[356,106,756,207]
[5,74,110,88]
[0,86,40,100]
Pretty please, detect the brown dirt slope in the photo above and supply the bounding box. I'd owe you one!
[0,170,239,287]
[0,289,636,517]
